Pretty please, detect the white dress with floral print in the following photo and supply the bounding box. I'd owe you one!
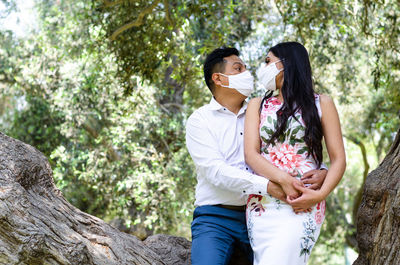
[246,95,326,265]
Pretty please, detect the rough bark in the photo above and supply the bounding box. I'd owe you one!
[354,127,400,265]
[0,132,166,265]
[0,132,250,264]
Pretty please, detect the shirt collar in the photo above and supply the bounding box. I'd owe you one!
[209,97,248,115]
[209,97,225,111]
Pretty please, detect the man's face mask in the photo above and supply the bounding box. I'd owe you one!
[219,70,254,97]
[257,60,283,91]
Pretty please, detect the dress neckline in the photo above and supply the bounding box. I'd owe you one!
[267,96,283,106]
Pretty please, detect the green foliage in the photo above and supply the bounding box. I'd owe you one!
[0,0,274,237]
[6,96,67,159]
[96,0,268,92]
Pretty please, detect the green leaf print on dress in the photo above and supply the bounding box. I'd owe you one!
[260,107,314,176]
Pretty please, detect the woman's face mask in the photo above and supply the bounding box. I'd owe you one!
[257,60,283,91]
[219,70,254,97]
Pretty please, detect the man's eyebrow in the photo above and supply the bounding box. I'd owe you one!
[232,61,245,66]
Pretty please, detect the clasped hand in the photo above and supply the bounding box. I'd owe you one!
[283,169,327,214]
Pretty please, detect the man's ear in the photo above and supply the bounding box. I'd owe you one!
[212,73,222,87]
[213,72,228,87]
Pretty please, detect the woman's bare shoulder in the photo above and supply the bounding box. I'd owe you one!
[319,94,334,105]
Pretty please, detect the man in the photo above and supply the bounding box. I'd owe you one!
[186,47,326,264]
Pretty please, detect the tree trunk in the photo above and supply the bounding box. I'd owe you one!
[0,132,168,264]
[0,132,250,264]
[354,127,400,265]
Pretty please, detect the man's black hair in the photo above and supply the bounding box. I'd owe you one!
[203,47,239,93]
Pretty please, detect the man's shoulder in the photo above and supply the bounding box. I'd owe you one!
[187,103,212,122]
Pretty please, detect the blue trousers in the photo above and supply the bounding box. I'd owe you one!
[191,205,253,265]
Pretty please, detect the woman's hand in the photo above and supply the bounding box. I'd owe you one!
[287,181,325,210]
[279,173,303,200]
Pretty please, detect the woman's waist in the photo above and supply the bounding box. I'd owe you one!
[246,194,325,210]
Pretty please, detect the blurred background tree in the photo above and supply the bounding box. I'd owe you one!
[0,0,399,264]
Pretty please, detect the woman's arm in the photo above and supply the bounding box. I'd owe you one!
[288,95,346,210]
[318,95,346,197]
[244,97,303,199]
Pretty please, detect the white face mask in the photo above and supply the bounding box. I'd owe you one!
[219,70,254,97]
[257,60,283,91]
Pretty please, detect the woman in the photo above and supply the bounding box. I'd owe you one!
[244,42,346,265]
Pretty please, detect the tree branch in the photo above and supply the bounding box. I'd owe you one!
[163,0,173,26]
[345,135,370,224]
[81,116,121,162]
[102,0,124,8]
[109,0,161,40]
[0,132,195,265]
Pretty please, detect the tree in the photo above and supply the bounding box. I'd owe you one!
[354,127,400,264]
[0,132,165,264]
[0,0,274,238]
[0,132,254,265]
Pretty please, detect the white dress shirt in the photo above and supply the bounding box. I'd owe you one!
[186,97,270,206]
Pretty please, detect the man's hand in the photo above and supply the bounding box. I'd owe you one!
[267,181,287,203]
[301,169,327,190]
[268,181,311,213]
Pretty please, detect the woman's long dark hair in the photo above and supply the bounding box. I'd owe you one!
[261,42,323,166]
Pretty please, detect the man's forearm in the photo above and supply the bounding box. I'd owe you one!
[267,181,286,202]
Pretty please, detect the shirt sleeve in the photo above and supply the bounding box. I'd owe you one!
[185,112,269,197]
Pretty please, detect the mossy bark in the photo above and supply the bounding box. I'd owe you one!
[354,128,400,265]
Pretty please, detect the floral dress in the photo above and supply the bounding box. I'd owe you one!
[246,95,326,265]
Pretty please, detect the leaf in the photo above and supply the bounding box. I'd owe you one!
[291,126,302,136]
[261,146,269,154]
[261,126,274,136]
[261,136,270,144]
[298,147,308,154]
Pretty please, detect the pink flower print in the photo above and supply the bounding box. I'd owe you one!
[263,97,282,115]
[260,111,267,128]
[247,194,265,217]
[314,200,326,225]
[316,201,326,216]
[270,97,281,106]
[267,143,303,174]
[315,211,323,225]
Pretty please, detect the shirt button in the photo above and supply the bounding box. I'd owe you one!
[243,190,246,193]
[258,191,262,194]
[246,167,249,170]
[240,132,243,135]
[223,108,226,110]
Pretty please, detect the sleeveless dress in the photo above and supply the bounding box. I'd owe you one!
[246,95,326,265]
